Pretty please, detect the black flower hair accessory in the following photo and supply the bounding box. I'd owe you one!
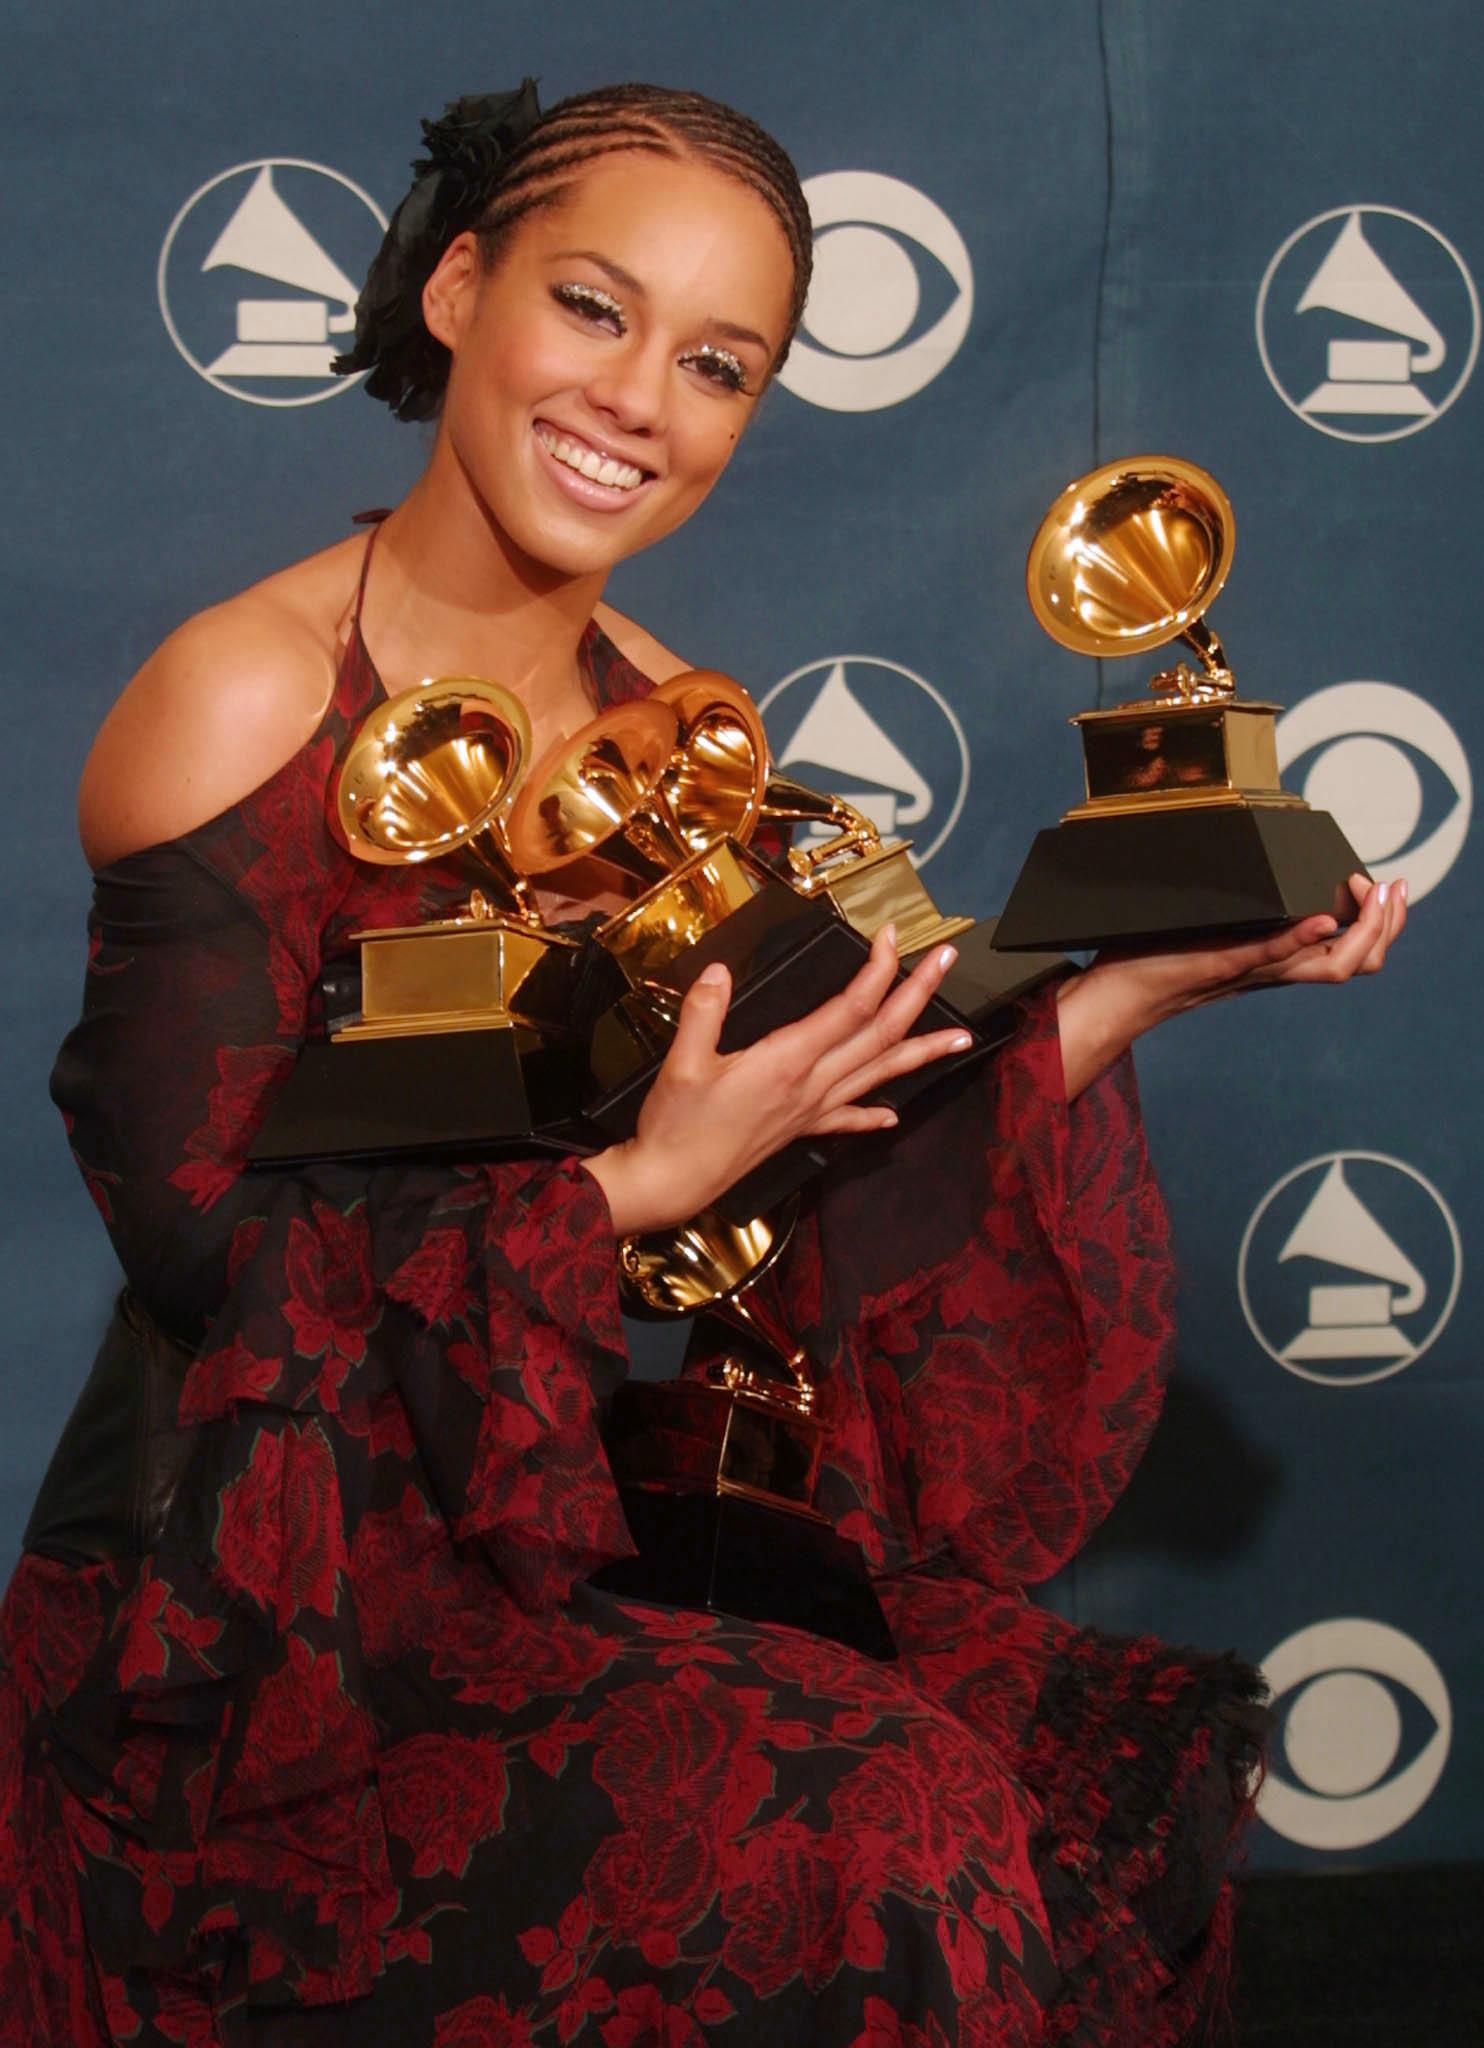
[333,80,543,421]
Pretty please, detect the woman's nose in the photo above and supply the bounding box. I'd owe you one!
[585,337,668,435]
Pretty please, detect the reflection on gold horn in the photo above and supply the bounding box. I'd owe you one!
[1026,454,1236,699]
[614,1198,824,1515]
[336,676,541,923]
[506,683,780,990]
[619,1198,811,1403]
[504,668,774,885]
[653,668,772,854]
[503,699,684,882]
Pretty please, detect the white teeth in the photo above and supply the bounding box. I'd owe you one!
[536,424,645,492]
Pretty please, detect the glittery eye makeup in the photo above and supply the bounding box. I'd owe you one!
[683,343,751,394]
[551,281,626,329]
[551,278,755,395]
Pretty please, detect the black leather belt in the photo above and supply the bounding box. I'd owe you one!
[23,1292,198,1566]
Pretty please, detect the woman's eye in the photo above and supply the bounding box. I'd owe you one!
[683,344,750,394]
[551,282,625,332]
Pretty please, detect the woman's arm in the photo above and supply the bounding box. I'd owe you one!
[1054,872,1408,1100]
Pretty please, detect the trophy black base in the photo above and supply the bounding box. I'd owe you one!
[712,917,1068,1223]
[589,892,1057,1223]
[917,914,1066,1024]
[247,935,627,1169]
[589,1484,897,1662]
[246,1024,601,1169]
[993,803,1365,952]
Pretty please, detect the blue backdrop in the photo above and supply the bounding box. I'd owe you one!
[3,0,1477,1872]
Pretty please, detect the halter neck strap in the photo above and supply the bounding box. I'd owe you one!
[349,510,389,633]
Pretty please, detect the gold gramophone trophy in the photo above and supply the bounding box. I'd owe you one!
[501,669,1060,1219]
[588,1199,896,1657]
[993,456,1365,951]
[504,677,790,995]
[248,677,623,1167]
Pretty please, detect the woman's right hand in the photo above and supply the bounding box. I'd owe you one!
[583,926,972,1236]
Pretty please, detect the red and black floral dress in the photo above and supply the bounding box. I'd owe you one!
[0,584,1264,2048]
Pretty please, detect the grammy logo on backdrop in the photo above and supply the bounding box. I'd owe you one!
[201,166,361,381]
[775,661,935,845]
[1238,1151,1462,1387]
[1276,1160,1427,1366]
[158,158,386,405]
[1294,210,1447,421]
[1256,203,1479,442]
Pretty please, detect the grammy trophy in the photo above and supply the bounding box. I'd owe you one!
[994,456,1366,951]
[248,676,622,1166]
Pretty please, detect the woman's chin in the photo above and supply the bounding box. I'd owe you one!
[503,504,667,583]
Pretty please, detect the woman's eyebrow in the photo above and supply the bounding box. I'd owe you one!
[708,318,772,354]
[550,249,772,355]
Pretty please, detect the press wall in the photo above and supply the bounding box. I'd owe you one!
[2,0,1478,1871]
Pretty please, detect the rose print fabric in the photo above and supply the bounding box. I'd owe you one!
[0,589,1263,2046]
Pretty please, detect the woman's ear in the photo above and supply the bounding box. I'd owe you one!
[422,231,483,352]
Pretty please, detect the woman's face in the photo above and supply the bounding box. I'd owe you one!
[427,151,797,579]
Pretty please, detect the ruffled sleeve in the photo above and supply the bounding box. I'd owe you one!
[753,981,1177,1586]
[51,834,636,1608]
[43,787,635,2007]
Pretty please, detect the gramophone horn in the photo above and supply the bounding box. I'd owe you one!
[652,669,771,854]
[336,676,541,920]
[504,698,686,881]
[618,1197,811,1404]
[1026,454,1235,680]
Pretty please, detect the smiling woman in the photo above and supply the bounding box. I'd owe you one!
[0,73,1403,2048]
[420,149,794,576]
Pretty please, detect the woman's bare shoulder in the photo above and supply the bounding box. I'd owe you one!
[78,536,365,869]
[592,602,694,684]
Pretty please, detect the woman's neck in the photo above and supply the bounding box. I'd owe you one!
[360,450,607,738]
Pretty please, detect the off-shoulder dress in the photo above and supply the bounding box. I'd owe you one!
[0,571,1264,2048]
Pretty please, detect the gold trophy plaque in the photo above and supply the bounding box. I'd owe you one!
[993,456,1366,951]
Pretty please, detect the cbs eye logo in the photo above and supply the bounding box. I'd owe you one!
[777,172,974,412]
[1275,682,1471,906]
[1259,1619,1451,1849]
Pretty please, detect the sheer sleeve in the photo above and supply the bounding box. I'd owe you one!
[40,798,638,2005]
[754,983,1177,1586]
[51,835,636,1610]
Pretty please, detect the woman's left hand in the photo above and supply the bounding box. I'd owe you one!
[1055,871,1408,1098]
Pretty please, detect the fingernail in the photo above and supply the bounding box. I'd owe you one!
[880,923,897,948]
[699,963,728,988]
[1377,882,1390,907]
[1398,878,1409,902]
[938,944,958,972]
[950,1032,973,1051]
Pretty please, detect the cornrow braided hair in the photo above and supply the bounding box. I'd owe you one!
[334,80,814,423]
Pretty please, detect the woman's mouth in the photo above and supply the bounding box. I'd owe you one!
[533,422,652,499]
